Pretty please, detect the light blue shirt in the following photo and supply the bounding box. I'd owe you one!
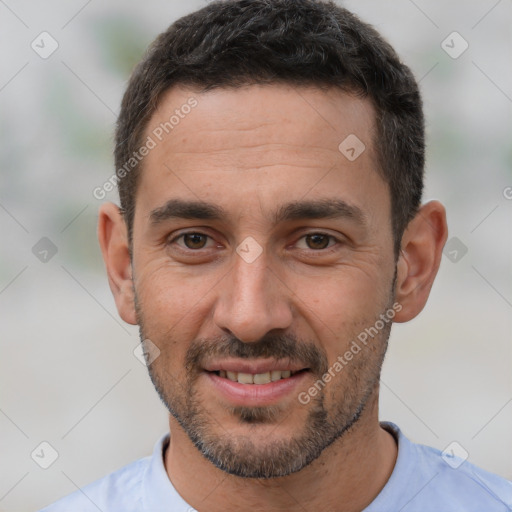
[39,422,512,511]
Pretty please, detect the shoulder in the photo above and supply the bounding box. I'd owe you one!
[368,423,512,512]
[38,454,150,512]
[411,440,512,511]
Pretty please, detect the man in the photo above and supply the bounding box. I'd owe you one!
[41,0,512,510]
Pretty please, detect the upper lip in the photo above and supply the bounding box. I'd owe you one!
[203,358,308,374]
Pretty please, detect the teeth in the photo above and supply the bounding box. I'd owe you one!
[270,370,282,382]
[237,372,254,384]
[222,370,295,384]
[253,372,271,384]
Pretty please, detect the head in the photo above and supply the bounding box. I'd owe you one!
[99,0,447,479]
[116,0,426,253]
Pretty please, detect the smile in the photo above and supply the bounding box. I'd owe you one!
[213,369,302,384]
[203,360,310,406]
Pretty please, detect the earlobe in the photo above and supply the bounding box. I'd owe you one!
[393,200,448,323]
[97,203,138,325]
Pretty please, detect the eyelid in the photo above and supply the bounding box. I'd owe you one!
[166,229,345,251]
[294,232,340,250]
[168,230,217,249]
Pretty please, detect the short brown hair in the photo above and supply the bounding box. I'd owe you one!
[115,0,424,254]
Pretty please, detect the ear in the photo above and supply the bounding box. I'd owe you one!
[97,202,137,325]
[393,200,448,323]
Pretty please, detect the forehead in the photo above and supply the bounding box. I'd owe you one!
[135,83,388,228]
[147,83,376,161]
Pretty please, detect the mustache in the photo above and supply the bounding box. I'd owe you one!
[185,333,329,376]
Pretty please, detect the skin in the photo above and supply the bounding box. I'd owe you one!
[98,84,448,511]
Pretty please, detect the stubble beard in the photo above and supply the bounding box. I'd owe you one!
[135,292,394,479]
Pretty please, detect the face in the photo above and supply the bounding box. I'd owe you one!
[131,84,397,478]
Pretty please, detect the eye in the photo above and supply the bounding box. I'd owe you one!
[296,233,337,250]
[171,232,214,250]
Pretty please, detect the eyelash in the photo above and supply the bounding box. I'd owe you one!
[168,231,341,252]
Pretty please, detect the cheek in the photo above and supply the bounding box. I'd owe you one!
[134,259,216,341]
[295,268,386,319]
[292,269,392,358]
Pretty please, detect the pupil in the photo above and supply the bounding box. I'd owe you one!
[307,234,329,249]
[185,234,206,249]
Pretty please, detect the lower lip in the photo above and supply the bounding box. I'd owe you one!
[205,371,309,406]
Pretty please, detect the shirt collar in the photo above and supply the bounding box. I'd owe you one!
[140,422,409,511]
[141,432,191,511]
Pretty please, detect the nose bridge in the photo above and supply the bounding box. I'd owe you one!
[232,254,269,307]
[214,251,292,343]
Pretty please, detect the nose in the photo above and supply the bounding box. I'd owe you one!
[213,251,293,343]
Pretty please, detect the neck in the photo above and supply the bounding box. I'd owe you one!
[164,391,397,511]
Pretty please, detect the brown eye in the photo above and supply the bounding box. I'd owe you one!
[305,234,331,250]
[182,233,208,249]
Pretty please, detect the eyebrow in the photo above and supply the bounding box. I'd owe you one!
[149,198,366,226]
[273,198,365,225]
[150,199,224,224]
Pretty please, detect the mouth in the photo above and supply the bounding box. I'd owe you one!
[203,361,310,406]
[211,369,306,384]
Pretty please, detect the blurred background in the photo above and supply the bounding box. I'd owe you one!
[1,0,511,510]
